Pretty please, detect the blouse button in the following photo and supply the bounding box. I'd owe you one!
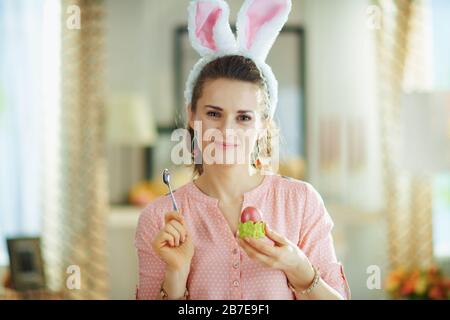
[233,280,240,287]
[233,262,239,269]
[232,248,238,255]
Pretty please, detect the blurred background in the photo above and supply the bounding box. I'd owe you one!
[0,0,449,299]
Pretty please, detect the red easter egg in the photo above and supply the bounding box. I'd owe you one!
[240,206,262,223]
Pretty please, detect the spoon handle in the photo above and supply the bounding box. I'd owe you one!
[168,184,179,212]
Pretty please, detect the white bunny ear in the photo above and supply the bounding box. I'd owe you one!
[187,0,237,56]
[236,0,292,61]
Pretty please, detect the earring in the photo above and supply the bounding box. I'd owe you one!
[254,140,262,169]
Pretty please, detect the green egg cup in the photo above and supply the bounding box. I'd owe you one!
[238,221,266,239]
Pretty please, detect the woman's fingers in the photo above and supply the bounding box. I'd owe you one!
[154,209,191,249]
[165,223,181,246]
[156,231,175,248]
[168,220,187,242]
[238,238,275,267]
[164,210,185,225]
[243,237,277,257]
[265,226,288,246]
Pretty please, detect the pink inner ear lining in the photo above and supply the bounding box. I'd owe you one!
[196,2,222,51]
[245,0,287,49]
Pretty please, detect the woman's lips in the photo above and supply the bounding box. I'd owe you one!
[214,141,239,148]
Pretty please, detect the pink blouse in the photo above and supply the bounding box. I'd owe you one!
[134,174,350,300]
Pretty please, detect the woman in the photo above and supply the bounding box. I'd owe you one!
[135,0,350,300]
[135,55,350,300]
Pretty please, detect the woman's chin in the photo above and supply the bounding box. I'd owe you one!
[206,162,249,169]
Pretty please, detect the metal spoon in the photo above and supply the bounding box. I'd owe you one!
[162,168,179,212]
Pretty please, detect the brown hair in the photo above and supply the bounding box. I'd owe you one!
[187,55,278,178]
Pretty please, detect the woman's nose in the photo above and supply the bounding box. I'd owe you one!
[223,119,244,144]
[219,114,238,131]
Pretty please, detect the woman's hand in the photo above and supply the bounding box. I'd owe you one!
[238,225,315,291]
[151,210,195,272]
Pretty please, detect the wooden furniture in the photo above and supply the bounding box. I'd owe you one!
[0,288,64,300]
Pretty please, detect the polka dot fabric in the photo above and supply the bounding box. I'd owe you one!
[134,174,351,300]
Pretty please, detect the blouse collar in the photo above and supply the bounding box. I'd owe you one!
[188,173,274,206]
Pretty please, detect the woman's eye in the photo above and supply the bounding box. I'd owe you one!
[206,111,220,118]
[238,114,252,122]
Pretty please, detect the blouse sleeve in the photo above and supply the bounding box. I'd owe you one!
[298,183,351,300]
[134,204,166,300]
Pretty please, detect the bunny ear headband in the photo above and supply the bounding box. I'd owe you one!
[185,0,292,119]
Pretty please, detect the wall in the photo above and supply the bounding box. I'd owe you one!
[302,0,382,212]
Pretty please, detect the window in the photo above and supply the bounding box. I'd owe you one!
[0,0,60,266]
[431,0,450,259]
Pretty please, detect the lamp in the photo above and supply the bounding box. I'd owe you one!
[107,93,158,203]
[107,94,157,146]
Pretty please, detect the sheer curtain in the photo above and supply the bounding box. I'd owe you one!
[0,0,60,266]
[375,0,435,269]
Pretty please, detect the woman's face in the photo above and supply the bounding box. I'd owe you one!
[188,78,267,167]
